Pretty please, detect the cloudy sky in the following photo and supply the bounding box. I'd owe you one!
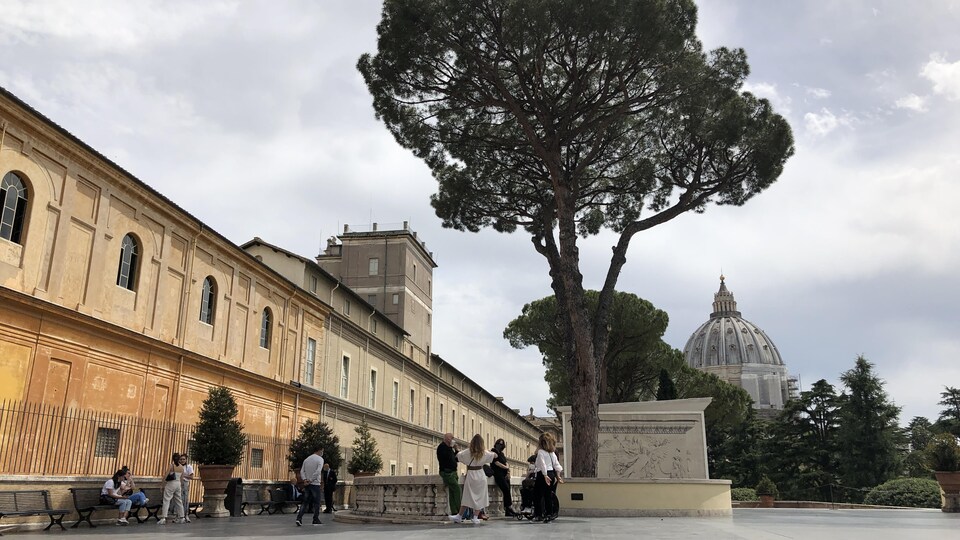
[1,1,958,424]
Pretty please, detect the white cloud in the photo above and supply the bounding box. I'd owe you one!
[894,93,928,112]
[803,108,852,137]
[806,87,831,99]
[742,81,792,115]
[921,53,960,100]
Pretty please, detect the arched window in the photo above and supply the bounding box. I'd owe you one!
[116,234,139,290]
[200,276,216,324]
[260,308,272,349]
[1,172,29,244]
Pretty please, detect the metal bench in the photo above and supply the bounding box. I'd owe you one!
[240,487,275,515]
[0,490,70,534]
[68,487,118,528]
[129,487,163,523]
[268,484,301,514]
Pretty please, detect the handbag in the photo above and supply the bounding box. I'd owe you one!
[164,472,176,482]
[483,464,494,477]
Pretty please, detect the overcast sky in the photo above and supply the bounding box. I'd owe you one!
[1,1,958,424]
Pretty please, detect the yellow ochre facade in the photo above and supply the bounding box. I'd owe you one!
[0,87,540,484]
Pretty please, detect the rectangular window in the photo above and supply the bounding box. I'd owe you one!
[409,389,415,422]
[393,334,401,348]
[369,369,378,409]
[305,338,317,386]
[372,319,378,334]
[439,404,444,432]
[392,293,399,305]
[412,263,417,281]
[251,448,264,468]
[451,409,456,434]
[407,465,413,476]
[340,355,350,399]
[94,427,120,458]
[310,275,318,293]
[367,294,376,305]
[425,397,431,428]
[369,258,379,275]
[427,313,431,326]
[392,381,399,416]
[390,462,397,476]
[461,414,465,438]
[428,280,432,295]
[344,300,351,316]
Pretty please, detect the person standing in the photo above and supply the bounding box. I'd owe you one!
[490,438,515,516]
[321,463,338,513]
[533,432,563,523]
[179,454,195,522]
[295,444,324,526]
[437,433,460,515]
[158,453,185,525]
[450,434,496,524]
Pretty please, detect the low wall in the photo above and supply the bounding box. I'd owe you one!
[560,478,732,517]
[351,475,519,521]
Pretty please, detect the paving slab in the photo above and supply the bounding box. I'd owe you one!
[4,508,955,539]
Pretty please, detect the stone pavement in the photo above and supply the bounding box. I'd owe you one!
[4,508,956,539]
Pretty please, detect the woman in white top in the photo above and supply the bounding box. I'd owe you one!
[158,452,185,525]
[533,432,563,522]
[179,454,195,522]
[100,469,133,525]
[449,434,496,524]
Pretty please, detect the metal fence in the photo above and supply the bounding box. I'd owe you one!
[0,400,291,500]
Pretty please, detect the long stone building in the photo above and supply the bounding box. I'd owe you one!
[0,86,540,484]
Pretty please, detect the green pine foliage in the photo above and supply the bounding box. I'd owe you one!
[863,478,942,508]
[287,419,342,472]
[191,386,248,466]
[656,369,678,401]
[924,432,960,472]
[347,421,383,475]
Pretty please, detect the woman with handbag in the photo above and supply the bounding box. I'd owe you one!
[158,452,185,525]
[448,434,495,524]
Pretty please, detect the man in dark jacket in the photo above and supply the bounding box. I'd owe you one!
[437,433,460,515]
[322,463,338,513]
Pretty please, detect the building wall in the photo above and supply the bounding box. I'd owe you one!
[0,90,540,483]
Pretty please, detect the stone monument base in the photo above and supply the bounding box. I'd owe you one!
[559,477,732,517]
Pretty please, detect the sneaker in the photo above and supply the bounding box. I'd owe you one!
[157,519,166,525]
[295,519,302,526]
[184,517,191,523]
[143,498,150,504]
[312,520,322,525]
[448,514,462,523]
[471,517,481,524]
[478,511,488,521]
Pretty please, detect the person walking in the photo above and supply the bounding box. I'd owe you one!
[321,463,338,513]
[533,432,563,523]
[490,438,515,516]
[179,454,194,522]
[437,433,460,515]
[295,444,324,526]
[449,434,496,524]
[158,453,185,525]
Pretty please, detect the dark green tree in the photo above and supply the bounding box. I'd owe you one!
[936,386,960,437]
[360,0,794,476]
[836,355,903,501]
[192,386,248,466]
[656,369,678,401]
[347,421,383,475]
[764,380,841,501]
[907,416,934,452]
[504,290,679,412]
[288,419,343,473]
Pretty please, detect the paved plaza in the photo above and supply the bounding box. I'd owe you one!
[3,508,955,539]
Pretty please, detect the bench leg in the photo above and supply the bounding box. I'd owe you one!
[43,513,66,531]
[71,509,96,528]
[147,507,160,522]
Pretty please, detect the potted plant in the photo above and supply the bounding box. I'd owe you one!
[192,386,248,517]
[346,420,383,477]
[755,475,778,508]
[924,433,960,512]
[288,419,343,481]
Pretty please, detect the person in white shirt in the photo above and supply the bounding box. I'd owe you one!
[100,469,133,525]
[295,445,324,526]
[178,454,195,522]
[533,432,563,522]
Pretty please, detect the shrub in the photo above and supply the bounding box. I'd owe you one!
[731,487,758,501]
[287,419,342,472]
[192,386,247,466]
[924,433,960,472]
[347,420,383,475]
[755,475,778,498]
[863,477,942,508]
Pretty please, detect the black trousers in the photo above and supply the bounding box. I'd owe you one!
[532,470,557,518]
[323,487,335,512]
[493,473,512,511]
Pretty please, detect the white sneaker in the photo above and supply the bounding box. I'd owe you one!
[157,518,166,525]
[448,514,462,523]
[471,517,481,524]
[185,517,191,523]
[143,498,150,504]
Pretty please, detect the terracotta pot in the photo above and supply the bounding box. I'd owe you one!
[934,471,960,513]
[758,494,775,508]
[198,464,235,493]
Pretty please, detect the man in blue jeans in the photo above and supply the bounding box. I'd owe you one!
[295,445,324,526]
[437,433,460,514]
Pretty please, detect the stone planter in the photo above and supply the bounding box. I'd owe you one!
[934,471,960,513]
[198,464,235,517]
[758,494,775,508]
